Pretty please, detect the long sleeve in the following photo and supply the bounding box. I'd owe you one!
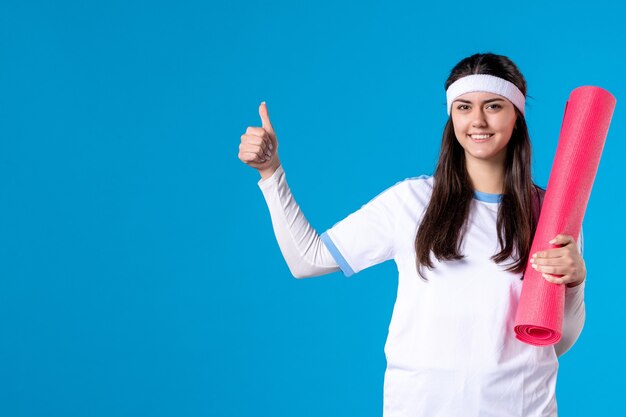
[554,229,586,357]
[257,164,340,278]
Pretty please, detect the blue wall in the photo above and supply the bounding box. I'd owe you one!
[1,0,623,415]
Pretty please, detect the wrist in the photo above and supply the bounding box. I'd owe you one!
[566,277,585,288]
[259,160,281,180]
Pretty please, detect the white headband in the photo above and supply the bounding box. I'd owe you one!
[446,74,525,116]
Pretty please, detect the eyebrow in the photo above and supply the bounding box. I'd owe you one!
[453,98,505,104]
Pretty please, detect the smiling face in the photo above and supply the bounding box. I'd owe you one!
[451,91,518,166]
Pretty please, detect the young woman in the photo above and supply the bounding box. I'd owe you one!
[238,52,587,417]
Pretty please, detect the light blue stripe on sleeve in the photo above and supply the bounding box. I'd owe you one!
[320,231,355,277]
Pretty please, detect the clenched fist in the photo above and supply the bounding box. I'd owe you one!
[238,101,281,179]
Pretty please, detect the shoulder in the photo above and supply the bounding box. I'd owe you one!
[533,183,547,206]
[358,174,433,209]
[358,174,434,207]
[399,174,434,197]
[375,174,433,197]
[366,174,433,209]
[534,184,546,196]
[404,174,434,184]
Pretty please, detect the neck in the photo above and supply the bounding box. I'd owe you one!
[466,158,505,194]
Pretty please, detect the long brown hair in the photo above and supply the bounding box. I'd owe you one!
[415,52,544,281]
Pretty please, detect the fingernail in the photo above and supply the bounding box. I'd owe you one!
[549,238,557,244]
[269,143,273,150]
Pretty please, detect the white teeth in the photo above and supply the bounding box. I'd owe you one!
[470,134,492,139]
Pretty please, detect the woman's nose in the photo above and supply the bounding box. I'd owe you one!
[471,109,487,127]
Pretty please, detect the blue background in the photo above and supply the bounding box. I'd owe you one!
[1,1,623,416]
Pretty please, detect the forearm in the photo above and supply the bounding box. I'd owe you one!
[555,280,586,357]
[257,164,340,278]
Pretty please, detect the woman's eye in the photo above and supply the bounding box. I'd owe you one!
[456,103,501,111]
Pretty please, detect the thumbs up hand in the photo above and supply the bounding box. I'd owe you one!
[238,101,281,179]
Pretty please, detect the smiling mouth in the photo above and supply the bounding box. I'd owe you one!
[468,134,494,142]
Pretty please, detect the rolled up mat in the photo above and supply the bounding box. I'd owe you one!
[514,86,616,346]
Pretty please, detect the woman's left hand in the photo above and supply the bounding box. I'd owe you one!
[530,234,586,288]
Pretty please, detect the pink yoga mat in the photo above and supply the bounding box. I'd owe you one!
[514,86,616,346]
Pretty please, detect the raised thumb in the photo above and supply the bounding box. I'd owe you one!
[259,101,274,133]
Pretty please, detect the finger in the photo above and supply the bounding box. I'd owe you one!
[530,258,555,274]
[240,141,272,160]
[240,151,268,163]
[548,234,575,246]
[241,134,271,153]
[534,264,563,275]
[245,126,266,137]
[259,101,275,135]
[531,248,566,259]
[542,273,566,285]
[530,252,567,266]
